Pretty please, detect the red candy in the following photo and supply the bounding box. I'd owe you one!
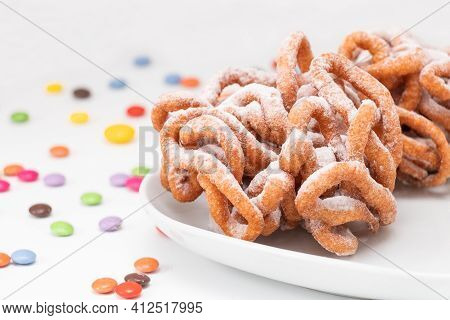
[126,176,143,192]
[115,281,142,299]
[18,170,39,182]
[127,105,146,117]
[0,180,10,192]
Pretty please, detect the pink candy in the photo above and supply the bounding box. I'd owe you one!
[0,179,10,192]
[125,176,143,192]
[18,170,39,182]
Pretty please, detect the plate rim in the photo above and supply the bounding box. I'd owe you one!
[139,172,450,282]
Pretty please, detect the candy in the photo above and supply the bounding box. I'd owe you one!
[124,273,150,287]
[4,164,24,176]
[50,221,74,237]
[92,278,118,294]
[180,76,200,88]
[134,55,151,67]
[131,166,151,177]
[43,173,66,187]
[125,176,143,192]
[11,249,36,265]
[18,170,39,182]
[11,112,29,123]
[109,173,129,187]
[73,88,91,99]
[81,192,102,206]
[49,145,70,158]
[0,180,10,192]
[126,105,146,117]
[29,203,52,218]
[0,253,10,267]
[115,281,142,299]
[134,257,159,273]
[164,73,181,85]
[109,78,126,89]
[99,216,122,232]
[46,82,63,94]
[70,112,89,124]
[104,124,135,144]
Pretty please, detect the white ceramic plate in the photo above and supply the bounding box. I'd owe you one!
[141,172,450,299]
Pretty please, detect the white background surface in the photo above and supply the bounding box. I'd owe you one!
[0,0,448,300]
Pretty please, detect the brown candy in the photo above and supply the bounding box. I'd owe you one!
[124,273,150,287]
[29,203,52,218]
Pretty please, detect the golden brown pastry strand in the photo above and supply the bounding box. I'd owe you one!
[310,53,403,167]
[397,107,450,186]
[276,31,314,110]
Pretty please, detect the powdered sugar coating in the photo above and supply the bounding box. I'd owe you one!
[202,67,276,106]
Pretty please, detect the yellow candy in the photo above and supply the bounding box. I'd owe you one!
[104,124,135,144]
[70,112,89,124]
[46,82,63,94]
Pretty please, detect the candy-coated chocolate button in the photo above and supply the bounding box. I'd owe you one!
[125,176,143,192]
[124,273,150,287]
[181,77,200,88]
[11,112,29,123]
[99,216,122,232]
[43,173,66,187]
[134,257,159,273]
[18,170,39,182]
[73,88,91,99]
[104,124,135,144]
[50,145,70,158]
[109,173,129,187]
[109,79,126,89]
[29,203,52,218]
[81,192,102,206]
[0,253,10,267]
[126,105,146,117]
[134,56,151,67]
[164,73,181,85]
[4,164,24,176]
[50,221,74,237]
[92,277,118,294]
[46,82,63,94]
[115,282,142,299]
[0,180,10,192]
[11,249,36,265]
[70,112,89,124]
[131,166,151,177]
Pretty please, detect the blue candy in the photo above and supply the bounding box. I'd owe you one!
[109,78,127,89]
[11,249,36,265]
[134,55,151,67]
[164,73,181,85]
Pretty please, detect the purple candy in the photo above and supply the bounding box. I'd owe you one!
[43,173,66,187]
[99,216,122,232]
[109,173,129,187]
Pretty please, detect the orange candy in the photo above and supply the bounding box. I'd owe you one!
[181,77,200,88]
[92,277,118,294]
[115,281,142,299]
[134,257,159,273]
[3,164,24,176]
[50,145,70,158]
[0,252,11,267]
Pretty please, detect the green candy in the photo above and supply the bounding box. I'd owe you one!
[81,192,102,206]
[131,166,151,177]
[11,112,29,123]
[50,221,74,237]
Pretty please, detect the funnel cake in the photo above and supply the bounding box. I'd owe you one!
[150,30,449,257]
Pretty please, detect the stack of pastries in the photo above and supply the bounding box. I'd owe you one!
[150,31,450,256]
